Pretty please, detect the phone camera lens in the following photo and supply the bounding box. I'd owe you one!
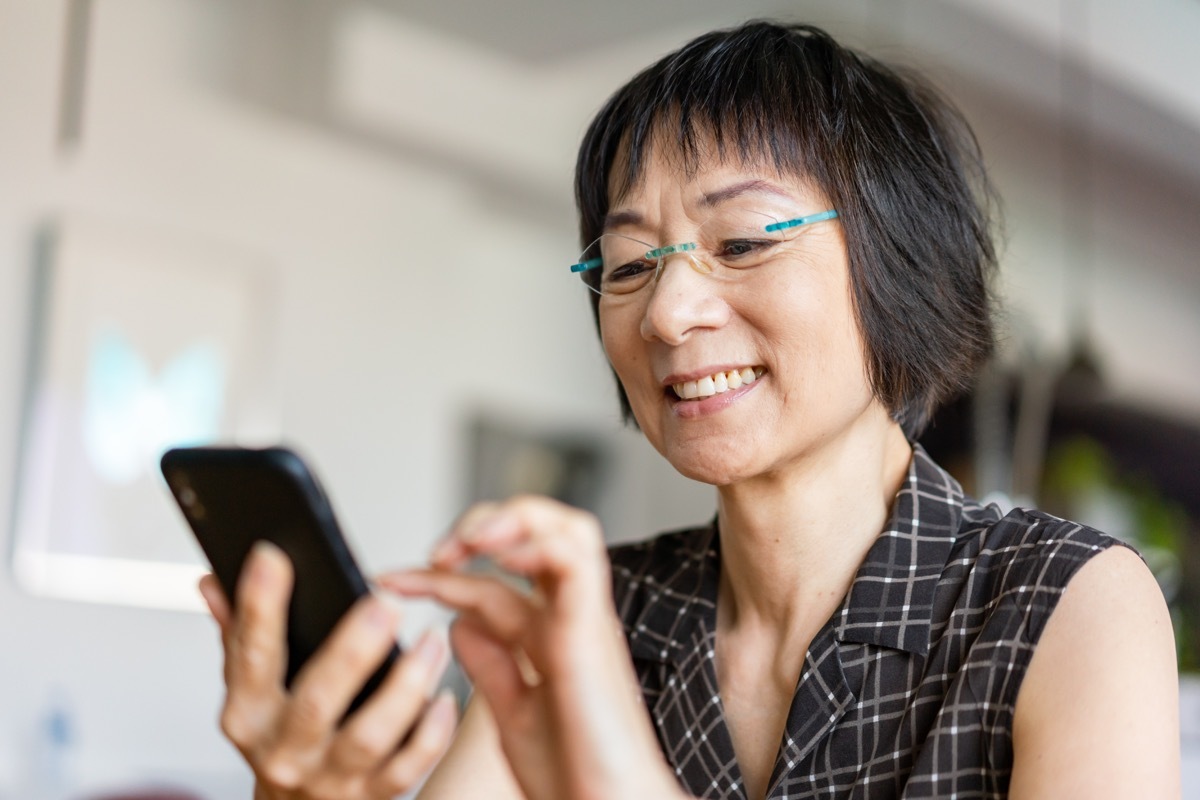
[179,487,197,507]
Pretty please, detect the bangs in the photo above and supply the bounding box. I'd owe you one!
[578,23,835,240]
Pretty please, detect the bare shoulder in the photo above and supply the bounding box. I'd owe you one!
[1010,545,1180,799]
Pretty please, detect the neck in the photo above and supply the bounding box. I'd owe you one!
[715,412,912,639]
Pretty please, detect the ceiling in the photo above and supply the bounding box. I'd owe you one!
[215,0,1200,211]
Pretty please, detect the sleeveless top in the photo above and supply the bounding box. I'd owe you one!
[608,446,1127,799]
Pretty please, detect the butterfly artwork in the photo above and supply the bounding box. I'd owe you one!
[82,329,226,486]
[10,217,276,610]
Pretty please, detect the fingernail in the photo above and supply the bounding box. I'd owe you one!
[249,541,283,583]
[381,571,427,593]
[458,512,497,543]
[253,539,284,559]
[430,538,458,562]
[365,598,394,630]
[413,629,445,668]
[251,540,286,572]
[471,514,513,542]
[429,689,457,726]
[458,513,506,544]
[197,579,218,607]
[457,523,480,543]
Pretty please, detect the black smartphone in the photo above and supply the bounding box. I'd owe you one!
[161,445,399,717]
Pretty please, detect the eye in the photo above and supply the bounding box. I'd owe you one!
[719,239,776,260]
[608,260,655,281]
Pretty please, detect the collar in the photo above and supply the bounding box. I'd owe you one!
[624,444,964,663]
[833,444,962,655]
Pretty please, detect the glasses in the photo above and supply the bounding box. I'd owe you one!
[570,207,838,297]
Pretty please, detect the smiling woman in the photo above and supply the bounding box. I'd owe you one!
[200,20,1180,800]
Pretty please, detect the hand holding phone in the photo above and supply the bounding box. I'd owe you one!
[163,446,458,797]
[162,445,398,712]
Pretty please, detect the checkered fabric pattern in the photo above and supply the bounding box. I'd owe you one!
[609,445,1127,799]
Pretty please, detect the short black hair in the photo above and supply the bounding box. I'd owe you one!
[574,20,998,438]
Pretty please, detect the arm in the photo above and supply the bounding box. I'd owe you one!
[417,695,526,799]
[1010,545,1180,799]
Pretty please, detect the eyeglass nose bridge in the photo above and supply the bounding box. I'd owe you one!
[643,241,715,286]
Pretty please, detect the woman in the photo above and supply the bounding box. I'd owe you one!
[200,21,1180,800]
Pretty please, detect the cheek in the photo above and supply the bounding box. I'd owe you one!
[599,312,629,372]
[753,259,872,401]
[600,311,650,396]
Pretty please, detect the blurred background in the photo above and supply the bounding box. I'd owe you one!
[0,0,1197,797]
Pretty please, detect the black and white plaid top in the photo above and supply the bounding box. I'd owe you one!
[609,445,1126,799]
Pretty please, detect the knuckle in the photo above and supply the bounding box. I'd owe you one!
[230,618,274,671]
[400,727,451,783]
[569,509,602,540]
[257,750,302,790]
[230,636,273,677]
[307,777,358,800]
[505,494,548,521]
[455,501,496,529]
[219,703,256,747]
[236,582,276,622]
[339,627,388,671]
[288,685,337,730]
[546,534,583,569]
[379,756,423,794]
[306,787,336,800]
[340,722,391,763]
[508,493,542,509]
[408,728,444,765]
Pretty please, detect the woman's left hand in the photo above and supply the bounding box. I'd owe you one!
[378,496,685,800]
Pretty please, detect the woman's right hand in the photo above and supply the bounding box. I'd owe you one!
[199,541,458,800]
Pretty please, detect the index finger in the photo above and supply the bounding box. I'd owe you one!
[225,541,293,697]
[439,496,608,594]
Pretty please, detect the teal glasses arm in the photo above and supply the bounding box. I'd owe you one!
[570,257,603,274]
[764,209,838,233]
[569,241,697,273]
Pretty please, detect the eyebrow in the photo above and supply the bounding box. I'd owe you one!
[700,179,796,208]
[602,179,797,231]
[603,209,643,230]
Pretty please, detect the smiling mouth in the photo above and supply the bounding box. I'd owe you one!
[670,367,766,400]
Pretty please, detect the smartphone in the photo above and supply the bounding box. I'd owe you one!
[161,445,399,717]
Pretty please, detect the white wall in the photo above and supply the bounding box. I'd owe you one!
[0,1,678,796]
[0,1,1197,798]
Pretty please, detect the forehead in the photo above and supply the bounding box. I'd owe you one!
[607,125,822,211]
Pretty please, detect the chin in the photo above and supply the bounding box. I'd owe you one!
[660,442,763,487]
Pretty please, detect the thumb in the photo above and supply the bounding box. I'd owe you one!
[450,618,528,717]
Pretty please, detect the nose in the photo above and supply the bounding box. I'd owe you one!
[639,252,730,345]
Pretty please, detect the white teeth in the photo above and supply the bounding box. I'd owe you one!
[671,367,764,400]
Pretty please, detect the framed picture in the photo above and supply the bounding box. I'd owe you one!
[10,216,278,611]
[466,413,611,512]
